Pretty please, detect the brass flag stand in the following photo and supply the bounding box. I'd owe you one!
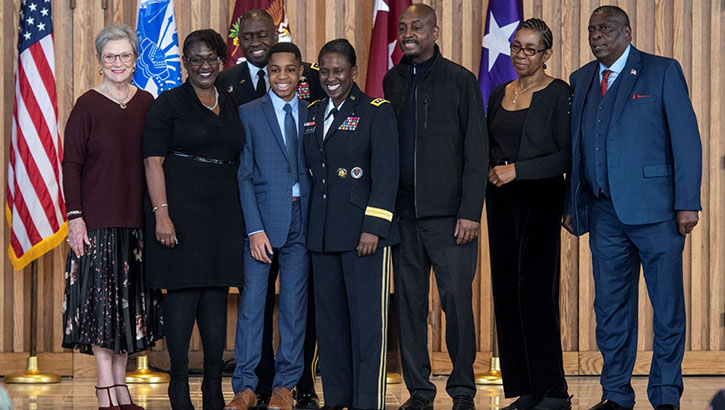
[126,354,169,384]
[4,261,61,384]
[475,324,502,385]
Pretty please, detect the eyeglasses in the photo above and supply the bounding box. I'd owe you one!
[187,56,221,67]
[101,53,134,64]
[510,44,547,56]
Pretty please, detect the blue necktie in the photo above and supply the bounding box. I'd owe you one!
[283,103,298,184]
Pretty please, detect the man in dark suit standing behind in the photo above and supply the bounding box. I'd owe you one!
[216,9,325,410]
[563,6,702,410]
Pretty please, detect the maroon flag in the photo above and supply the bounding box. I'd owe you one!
[365,0,411,98]
[225,0,290,68]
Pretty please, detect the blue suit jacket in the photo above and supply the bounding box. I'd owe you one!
[565,46,702,235]
[237,93,311,247]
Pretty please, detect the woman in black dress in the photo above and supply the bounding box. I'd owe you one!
[485,19,572,410]
[143,30,245,410]
[62,24,163,410]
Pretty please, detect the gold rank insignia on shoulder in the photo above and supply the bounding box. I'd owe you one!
[337,168,348,178]
[307,99,322,108]
[370,98,390,106]
[310,62,320,71]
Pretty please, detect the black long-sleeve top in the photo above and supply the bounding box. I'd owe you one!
[486,79,573,179]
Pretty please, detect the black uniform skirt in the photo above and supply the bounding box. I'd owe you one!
[62,228,163,355]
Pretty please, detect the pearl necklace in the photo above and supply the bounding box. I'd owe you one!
[202,87,219,111]
[102,81,130,109]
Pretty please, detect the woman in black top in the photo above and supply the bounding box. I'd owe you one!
[485,19,572,410]
[143,29,245,410]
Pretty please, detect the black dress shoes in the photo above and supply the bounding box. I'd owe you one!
[255,392,271,410]
[586,400,633,410]
[532,396,572,410]
[452,396,475,410]
[655,405,679,410]
[399,396,434,410]
[295,389,320,410]
[502,394,538,410]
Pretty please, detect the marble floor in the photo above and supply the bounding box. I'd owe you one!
[2,375,722,409]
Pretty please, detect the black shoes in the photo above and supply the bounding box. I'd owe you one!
[399,396,434,410]
[295,389,320,410]
[586,400,633,410]
[255,392,272,410]
[502,394,538,410]
[451,396,475,410]
[168,377,194,410]
[532,396,572,410]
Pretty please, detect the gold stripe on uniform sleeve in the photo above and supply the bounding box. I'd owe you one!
[365,206,393,222]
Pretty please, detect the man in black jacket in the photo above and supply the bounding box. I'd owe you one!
[383,4,488,410]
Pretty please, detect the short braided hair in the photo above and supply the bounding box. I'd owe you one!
[517,18,553,50]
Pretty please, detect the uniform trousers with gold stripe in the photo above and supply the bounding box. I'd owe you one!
[311,247,391,410]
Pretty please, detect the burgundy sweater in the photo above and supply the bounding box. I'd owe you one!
[62,89,153,231]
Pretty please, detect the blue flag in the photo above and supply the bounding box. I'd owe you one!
[478,0,523,113]
[133,0,182,97]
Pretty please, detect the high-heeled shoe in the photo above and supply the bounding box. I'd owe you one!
[113,384,145,410]
[96,385,121,410]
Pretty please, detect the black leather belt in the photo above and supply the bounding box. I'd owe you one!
[169,151,237,166]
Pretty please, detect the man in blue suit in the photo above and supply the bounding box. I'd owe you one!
[563,6,702,410]
[226,42,311,410]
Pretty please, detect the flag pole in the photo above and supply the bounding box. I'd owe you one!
[4,260,61,384]
[475,323,502,385]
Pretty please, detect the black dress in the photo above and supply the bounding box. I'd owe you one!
[485,80,572,401]
[143,80,245,289]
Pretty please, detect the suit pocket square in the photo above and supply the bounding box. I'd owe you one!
[632,93,653,99]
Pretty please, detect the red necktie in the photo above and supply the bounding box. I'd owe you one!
[601,69,613,96]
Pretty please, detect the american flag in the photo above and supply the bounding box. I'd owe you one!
[6,0,66,270]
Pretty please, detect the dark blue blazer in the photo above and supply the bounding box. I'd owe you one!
[565,46,702,235]
[237,93,311,247]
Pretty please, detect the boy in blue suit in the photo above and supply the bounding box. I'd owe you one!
[564,6,702,410]
[226,42,311,410]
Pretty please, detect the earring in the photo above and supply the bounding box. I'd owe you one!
[99,69,103,76]
[132,67,136,74]
[543,63,547,69]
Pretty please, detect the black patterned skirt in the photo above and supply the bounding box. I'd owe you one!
[62,228,163,355]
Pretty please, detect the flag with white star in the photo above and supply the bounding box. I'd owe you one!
[8,0,68,269]
[478,0,522,112]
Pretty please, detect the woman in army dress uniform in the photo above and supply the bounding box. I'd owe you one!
[303,39,399,410]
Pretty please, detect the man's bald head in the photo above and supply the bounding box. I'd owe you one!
[401,3,437,28]
[398,3,439,63]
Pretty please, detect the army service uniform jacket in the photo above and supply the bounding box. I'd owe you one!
[303,83,400,253]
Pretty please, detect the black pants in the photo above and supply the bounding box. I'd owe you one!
[312,249,391,410]
[486,177,567,400]
[164,287,228,384]
[256,259,317,394]
[393,190,478,401]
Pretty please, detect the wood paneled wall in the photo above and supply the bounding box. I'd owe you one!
[1,0,723,377]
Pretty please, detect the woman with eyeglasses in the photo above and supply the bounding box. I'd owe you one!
[62,24,163,410]
[143,29,245,410]
[485,19,572,410]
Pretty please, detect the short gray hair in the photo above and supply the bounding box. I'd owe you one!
[95,24,138,59]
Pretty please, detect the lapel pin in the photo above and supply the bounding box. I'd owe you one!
[630,69,637,75]
[226,85,234,93]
